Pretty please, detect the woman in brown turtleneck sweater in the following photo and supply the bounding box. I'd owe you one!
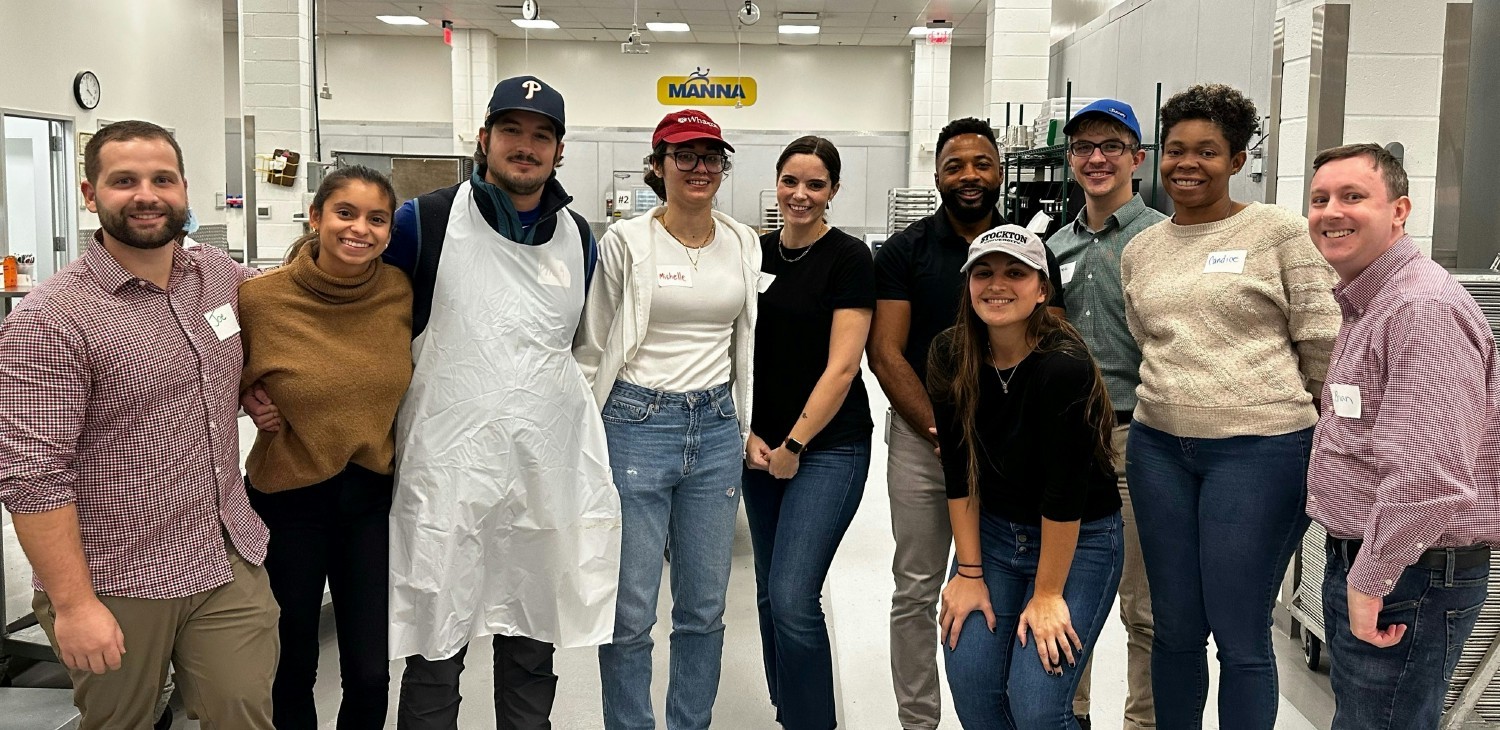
[237,165,412,729]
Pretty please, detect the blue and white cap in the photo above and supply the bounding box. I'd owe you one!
[485,75,566,136]
[1063,98,1143,142]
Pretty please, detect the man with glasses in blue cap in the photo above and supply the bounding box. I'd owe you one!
[1046,98,1166,730]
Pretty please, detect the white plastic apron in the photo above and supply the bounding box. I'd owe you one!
[388,182,621,660]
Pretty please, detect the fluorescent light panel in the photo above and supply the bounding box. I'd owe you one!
[376,15,428,25]
[512,18,560,29]
[781,12,819,21]
[778,24,820,34]
[646,22,691,32]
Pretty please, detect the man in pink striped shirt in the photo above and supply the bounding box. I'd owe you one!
[1307,142,1500,730]
[0,121,276,728]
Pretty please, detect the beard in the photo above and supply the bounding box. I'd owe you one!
[939,183,1001,225]
[96,202,188,250]
[485,148,553,198]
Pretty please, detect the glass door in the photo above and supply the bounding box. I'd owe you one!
[3,114,76,282]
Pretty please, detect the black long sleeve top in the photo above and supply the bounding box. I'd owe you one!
[928,331,1121,524]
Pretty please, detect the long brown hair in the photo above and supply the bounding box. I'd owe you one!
[927,271,1117,503]
[284,165,398,264]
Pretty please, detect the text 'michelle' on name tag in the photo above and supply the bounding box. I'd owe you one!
[204,303,240,341]
[657,265,694,288]
[1330,383,1362,418]
[1203,250,1248,274]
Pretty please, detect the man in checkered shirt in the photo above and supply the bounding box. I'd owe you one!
[0,121,276,728]
[1306,142,1500,730]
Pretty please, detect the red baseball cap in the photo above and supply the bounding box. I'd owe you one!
[652,109,735,152]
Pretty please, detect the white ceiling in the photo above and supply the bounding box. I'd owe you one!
[227,0,992,47]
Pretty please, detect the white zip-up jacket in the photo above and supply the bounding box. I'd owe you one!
[574,206,760,445]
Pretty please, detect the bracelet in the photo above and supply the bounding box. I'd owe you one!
[955,571,984,580]
[956,562,982,568]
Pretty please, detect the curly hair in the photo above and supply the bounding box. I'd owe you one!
[1160,83,1260,155]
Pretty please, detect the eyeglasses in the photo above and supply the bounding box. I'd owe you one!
[1067,140,1135,158]
[668,150,730,173]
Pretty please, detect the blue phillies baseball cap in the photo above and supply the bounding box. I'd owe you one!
[1063,99,1142,143]
[485,75,565,137]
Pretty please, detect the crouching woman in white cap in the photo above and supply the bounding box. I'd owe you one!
[927,224,1124,729]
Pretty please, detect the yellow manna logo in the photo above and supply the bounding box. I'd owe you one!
[657,68,757,107]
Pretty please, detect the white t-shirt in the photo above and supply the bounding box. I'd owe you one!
[618,219,746,393]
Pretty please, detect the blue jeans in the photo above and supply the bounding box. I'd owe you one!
[944,511,1124,729]
[1126,422,1312,730]
[1323,543,1489,730]
[597,381,742,730]
[742,439,871,730]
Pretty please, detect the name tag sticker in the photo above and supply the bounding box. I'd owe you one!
[538,255,570,288]
[1330,383,1362,418]
[204,303,240,341]
[1059,262,1077,286]
[757,273,776,294]
[657,265,693,288]
[1203,250,1248,274]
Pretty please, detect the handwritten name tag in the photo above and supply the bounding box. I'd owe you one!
[1059,262,1077,286]
[1330,383,1362,418]
[1203,250,1247,274]
[204,303,240,341]
[658,265,693,288]
[538,255,570,288]
[757,273,776,294]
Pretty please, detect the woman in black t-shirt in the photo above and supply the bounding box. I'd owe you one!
[743,136,874,730]
[926,223,1124,729]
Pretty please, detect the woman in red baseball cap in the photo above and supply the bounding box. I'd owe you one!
[575,108,762,730]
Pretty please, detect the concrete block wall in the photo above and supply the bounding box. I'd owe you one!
[984,0,1053,127]
[910,41,952,187]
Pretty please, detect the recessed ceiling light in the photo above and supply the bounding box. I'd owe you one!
[909,26,928,35]
[778,24,819,34]
[376,15,428,25]
[646,22,690,32]
[780,12,819,21]
[512,18,560,29]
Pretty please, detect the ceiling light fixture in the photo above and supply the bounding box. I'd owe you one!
[780,12,818,21]
[738,1,761,25]
[512,18,559,29]
[376,15,428,25]
[778,24,819,34]
[646,22,690,32]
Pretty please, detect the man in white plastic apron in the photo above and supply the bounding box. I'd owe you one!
[382,75,621,728]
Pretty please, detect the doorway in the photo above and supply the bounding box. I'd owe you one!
[3,114,76,282]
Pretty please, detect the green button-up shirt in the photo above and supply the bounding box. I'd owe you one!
[1045,194,1166,412]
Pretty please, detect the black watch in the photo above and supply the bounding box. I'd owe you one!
[784,437,806,455]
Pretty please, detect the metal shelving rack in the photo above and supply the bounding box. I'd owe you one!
[759,189,784,233]
[888,188,939,234]
[1003,81,1162,231]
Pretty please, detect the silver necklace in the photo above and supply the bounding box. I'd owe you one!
[990,351,1030,394]
[778,224,827,263]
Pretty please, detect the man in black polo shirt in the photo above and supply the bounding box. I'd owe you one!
[869,117,1064,729]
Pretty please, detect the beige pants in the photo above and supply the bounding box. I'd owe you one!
[886,411,951,730]
[34,549,280,730]
[1073,423,1156,729]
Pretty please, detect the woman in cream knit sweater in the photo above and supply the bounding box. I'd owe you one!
[1120,84,1339,729]
[238,166,413,729]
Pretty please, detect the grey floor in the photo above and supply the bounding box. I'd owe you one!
[3,369,1336,728]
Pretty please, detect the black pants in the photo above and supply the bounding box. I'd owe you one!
[246,464,394,730]
[397,635,557,729]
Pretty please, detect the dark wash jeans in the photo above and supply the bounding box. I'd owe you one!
[943,511,1124,730]
[742,439,871,730]
[1126,423,1313,730]
[1323,543,1489,730]
[245,463,393,730]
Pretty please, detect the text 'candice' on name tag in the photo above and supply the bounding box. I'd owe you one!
[1203,250,1247,274]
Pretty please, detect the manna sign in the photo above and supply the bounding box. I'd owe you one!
[657,68,757,107]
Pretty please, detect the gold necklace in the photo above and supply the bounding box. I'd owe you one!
[659,215,716,270]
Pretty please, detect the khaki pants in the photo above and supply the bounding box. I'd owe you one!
[34,549,280,730]
[1073,423,1156,729]
[886,411,951,730]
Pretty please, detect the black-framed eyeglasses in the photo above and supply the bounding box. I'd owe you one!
[1067,140,1135,158]
[668,150,730,173]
